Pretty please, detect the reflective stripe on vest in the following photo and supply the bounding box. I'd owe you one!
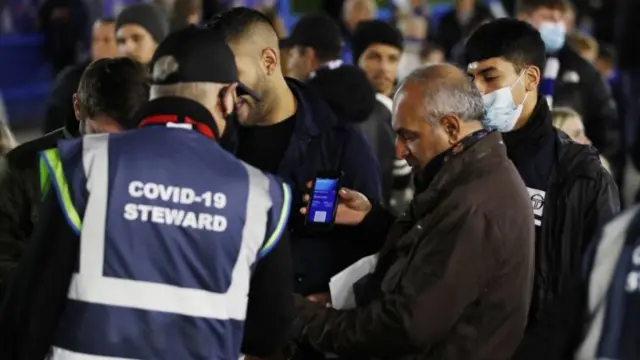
[258,182,291,258]
[39,153,50,198]
[39,148,82,233]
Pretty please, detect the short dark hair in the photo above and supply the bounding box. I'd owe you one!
[205,7,277,42]
[77,57,149,129]
[516,0,565,14]
[465,18,546,73]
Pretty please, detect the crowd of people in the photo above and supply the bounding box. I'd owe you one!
[0,0,638,359]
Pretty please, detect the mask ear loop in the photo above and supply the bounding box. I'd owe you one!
[218,84,239,117]
[511,70,530,108]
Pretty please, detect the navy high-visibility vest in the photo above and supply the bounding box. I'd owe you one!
[39,127,291,360]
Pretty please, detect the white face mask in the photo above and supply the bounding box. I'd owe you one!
[482,72,529,132]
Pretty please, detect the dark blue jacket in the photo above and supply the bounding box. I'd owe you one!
[224,78,382,295]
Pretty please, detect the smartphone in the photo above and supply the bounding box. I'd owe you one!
[305,171,342,231]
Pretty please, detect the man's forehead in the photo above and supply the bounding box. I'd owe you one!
[94,21,114,30]
[366,43,401,56]
[116,24,149,38]
[466,58,503,73]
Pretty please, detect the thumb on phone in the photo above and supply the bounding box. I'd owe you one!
[338,188,357,200]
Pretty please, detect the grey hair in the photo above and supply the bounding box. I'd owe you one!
[400,64,485,125]
[149,82,224,104]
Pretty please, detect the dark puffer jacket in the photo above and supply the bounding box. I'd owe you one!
[0,125,75,298]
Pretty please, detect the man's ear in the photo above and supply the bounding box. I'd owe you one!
[440,114,462,143]
[72,93,82,121]
[261,47,279,75]
[222,83,238,116]
[525,66,542,91]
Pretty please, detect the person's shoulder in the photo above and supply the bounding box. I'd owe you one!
[559,46,600,80]
[54,60,90,84]
[5,129,66,169]
[590,205,640,266]
[555,132,612,181]
[237,158,289,192]
[375,93,393,113]
[287,77,342,131]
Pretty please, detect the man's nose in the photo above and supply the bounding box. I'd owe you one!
[473,78,487,95]
[121,40,136,54]
[382,60,394,76]
[395,139,409,160]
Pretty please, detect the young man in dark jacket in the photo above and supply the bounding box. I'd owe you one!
[0,57,148,298]
[207,7,382,300]
[464,18,620,328]
[292,64,535,359]
[516,0,620,167]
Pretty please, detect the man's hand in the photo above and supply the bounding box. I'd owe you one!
[301,183,372,226]
[306,292,331,308]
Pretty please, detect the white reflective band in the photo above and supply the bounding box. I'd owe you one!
[166,122,193,130]
[49,346,137,360]
[392,160,412,177]
[68,135,272,321]
[575,208,637,359]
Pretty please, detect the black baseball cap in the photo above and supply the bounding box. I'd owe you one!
[279,14,343,53]
[150,25,259,100]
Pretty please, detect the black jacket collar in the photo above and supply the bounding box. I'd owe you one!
[502,95,555,165]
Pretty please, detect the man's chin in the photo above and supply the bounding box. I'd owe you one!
[406,158,421,169]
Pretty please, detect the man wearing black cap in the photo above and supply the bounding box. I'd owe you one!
[116,3,169,64]
[350,19,413,212]
[279,13,344,81]
[0,26,293,360]
[351,19,404,100]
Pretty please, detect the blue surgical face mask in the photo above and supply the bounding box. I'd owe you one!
[539,21,566,53]
[482,72,529,132]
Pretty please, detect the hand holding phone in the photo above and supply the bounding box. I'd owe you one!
[301,173,372,227]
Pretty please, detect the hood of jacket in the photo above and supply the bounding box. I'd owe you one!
[306,65,376,124]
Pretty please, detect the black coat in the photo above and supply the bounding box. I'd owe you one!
[554,46,620,162]
[222,78,383,296]
[0,126,74,298]
[529,105,620,326]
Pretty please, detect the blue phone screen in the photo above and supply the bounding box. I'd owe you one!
[308,178,339,223]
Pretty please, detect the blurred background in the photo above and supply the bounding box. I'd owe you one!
[0,0,625,141]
